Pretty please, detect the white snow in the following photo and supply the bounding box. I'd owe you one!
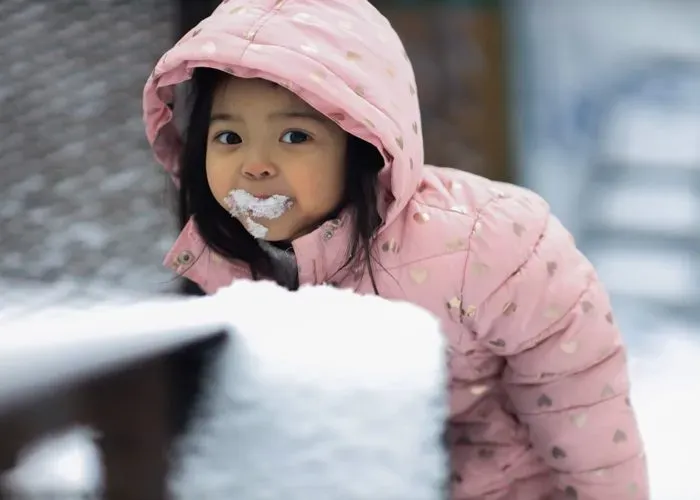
[0,427,102,497]
[1,281,698,498]
[0,294,226,410]
[1,281,447,499]
[629,328,700,500]
[169,282,448,500]
[224,189,294,239]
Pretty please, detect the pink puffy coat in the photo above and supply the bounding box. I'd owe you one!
[143,1,648,498]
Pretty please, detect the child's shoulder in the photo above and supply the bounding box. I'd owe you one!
[411,165,552,242]
[386,165,561,291]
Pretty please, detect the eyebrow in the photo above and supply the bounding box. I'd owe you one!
[210,111,327,124]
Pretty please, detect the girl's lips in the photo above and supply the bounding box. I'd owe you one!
[252,194,293,201]
[223,189,294,221]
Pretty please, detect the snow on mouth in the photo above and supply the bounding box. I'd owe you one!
[223,189,294,239]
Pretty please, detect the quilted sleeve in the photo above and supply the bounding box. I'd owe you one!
[471,199,649,499]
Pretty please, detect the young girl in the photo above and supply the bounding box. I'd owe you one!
[143,1,648,498]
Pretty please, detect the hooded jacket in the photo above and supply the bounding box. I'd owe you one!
[143,1,648,498]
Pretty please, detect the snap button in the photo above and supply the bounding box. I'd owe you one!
[176,250,194,266]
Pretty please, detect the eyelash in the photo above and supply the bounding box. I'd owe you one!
[281,130,312,144]
[213,131,241,145]
[212,130,313,145]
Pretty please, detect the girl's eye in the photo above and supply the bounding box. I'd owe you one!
[281,130,310,144]
[214,132,242,145]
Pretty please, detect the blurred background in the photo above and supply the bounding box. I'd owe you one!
[1,0,700,493]
[4,0,699,338]
[1,0,699,362]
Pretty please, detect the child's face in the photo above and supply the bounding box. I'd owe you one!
[206,77,348,242]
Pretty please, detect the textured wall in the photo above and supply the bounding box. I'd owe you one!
[0,0,178,292]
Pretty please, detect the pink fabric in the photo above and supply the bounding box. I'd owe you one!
[142,1,648,498]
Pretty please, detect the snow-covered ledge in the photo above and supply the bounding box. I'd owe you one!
[0,281,448,500]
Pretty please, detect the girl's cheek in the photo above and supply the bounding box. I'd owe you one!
[206,165,232,203]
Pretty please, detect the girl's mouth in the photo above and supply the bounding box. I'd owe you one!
[222,189,294,239]
[223,189,294,220]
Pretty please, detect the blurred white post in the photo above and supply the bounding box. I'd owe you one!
[0,297,227,411]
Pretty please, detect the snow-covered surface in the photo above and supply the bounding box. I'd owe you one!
[170,282,447,500]
[1,281,448,499]
[4,324,700,498]
[0,294,226,410]
[630,329,700,500]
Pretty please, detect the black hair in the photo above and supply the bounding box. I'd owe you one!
[177,68,385,292]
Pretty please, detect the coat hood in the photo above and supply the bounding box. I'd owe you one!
[143,0,424,226]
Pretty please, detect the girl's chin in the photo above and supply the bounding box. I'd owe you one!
[244,221,292,242]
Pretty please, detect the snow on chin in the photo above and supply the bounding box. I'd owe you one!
[241,217,269,239]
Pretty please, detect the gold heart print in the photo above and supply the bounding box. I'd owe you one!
[409,267,428,284]
[381,239,398,253]
[570,413,587,429]
[447,296,461,310]
[471,262,489,275]
[446,238,467,252]
[463,305,477,318]
[502,302,517,316]
[560,340,578,354]
[613,429,627,443]
[537,394,553,408]
[601,383,615,398]
[544,305,562,320]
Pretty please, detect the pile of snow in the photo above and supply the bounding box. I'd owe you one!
[1,281,448,499]
[168,283,448,499]
[1,281,698,498]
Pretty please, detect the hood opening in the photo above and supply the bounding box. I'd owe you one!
[144,0,425,228]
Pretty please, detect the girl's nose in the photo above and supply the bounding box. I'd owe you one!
[241,161,277,181]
